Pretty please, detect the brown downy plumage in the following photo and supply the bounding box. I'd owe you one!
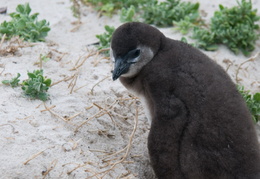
[111,22,260,179]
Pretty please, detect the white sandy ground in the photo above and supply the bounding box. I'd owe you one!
[0,0,259,178]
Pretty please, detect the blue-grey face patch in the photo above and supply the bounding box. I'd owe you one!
[112,58,131,81]
[112,49,140,81]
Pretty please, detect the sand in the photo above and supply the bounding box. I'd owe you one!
[0,0,259,178]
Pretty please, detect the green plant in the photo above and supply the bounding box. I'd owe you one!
[141,0,200,27]
[71,0,81,18]
[120,5,136,23]
[96,25,115,51]
[2,73,21,87]
[21,69,52,101]
[0,3,50,42]
[173,17,197,35]
[238,86,260,123]
[80,0,144,17]
[192,0,260,56]
[40,54,51,62]
[192,26,219,51]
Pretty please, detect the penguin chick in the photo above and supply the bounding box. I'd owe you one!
[110,22,260,179]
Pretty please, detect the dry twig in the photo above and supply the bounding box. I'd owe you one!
[42,159,58,178]
[23,146,55,165]
[42,103,78,124]
[90,76,110,95]
[86,100,139,179]
[70,51,96,71]
[50,74,76,87]
[235,52,259,83]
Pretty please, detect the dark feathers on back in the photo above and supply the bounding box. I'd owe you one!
[111,22,260,179]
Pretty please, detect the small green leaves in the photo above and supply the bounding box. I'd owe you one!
[0,3,50,42]
[238,86,260,123]
[22,69,52,101]
[96,25,115,51]
[16,3,31,15]
[2,73,21,88]
[120,5,136,23]
[2,70,52,101]
[192,0,260,56]
[81,0,145,17]
[141,0,200,27]
[92,0,259,57]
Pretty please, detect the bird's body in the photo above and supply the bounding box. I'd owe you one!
[110,22,260,179]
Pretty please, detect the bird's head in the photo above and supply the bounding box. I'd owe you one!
[110,22,164,80]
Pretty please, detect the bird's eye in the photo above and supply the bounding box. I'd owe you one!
[135,49,140,57]
[126,48,141,64]
[132,49,140,58]
[127,49,140,59]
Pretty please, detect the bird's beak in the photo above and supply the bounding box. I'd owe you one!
[112,58,130,81]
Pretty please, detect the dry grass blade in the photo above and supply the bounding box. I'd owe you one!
[75,99,118,132]
[68,73,79,94]
[93,102,116,127]
[42,159,58,178]
[96,48,109,55]
[50,74,76,87]
[43,103,68,122]
[65,112,82,121]
[65,162,97,176]
[0,36,33,56]
[235,52,259,83]
[86,101,139,179]
[75,110,105,133]
[70,51,97,71]
[67,163,87,175]
[90,76,110,95]
[71,20,82,32]
[93,56,109,67]
[23,146,55,165]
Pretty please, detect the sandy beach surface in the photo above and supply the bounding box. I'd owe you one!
[0,0,259,178]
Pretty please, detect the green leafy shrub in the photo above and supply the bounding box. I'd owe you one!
[96,25,115,50]
[238,86,260,123]
[21,69,52,101]
[192,26,219,51]
[2,73,21,88]
[120,5,136,23]
[141,0,200,27]
[0,3,51,42]
[173,16,199,35]
[80,0,145,17]
[192,0,260,56]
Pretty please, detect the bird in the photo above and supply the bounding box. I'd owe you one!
[110,22,260,179]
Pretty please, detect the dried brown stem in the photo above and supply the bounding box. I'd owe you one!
[235,52,259,83]
[86,101,139,179]
[69,73,79,94]
[93,102,116,127]
[23,146,55,165]
[70,51,96,71]
[93,56,109,67]
[67,163,87,175]
[90,76,110,95]
[75,110,105,133]
[42,159,58,178]
[65,112,82,121]
[43,103,67,122]
[50,75,76,87]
